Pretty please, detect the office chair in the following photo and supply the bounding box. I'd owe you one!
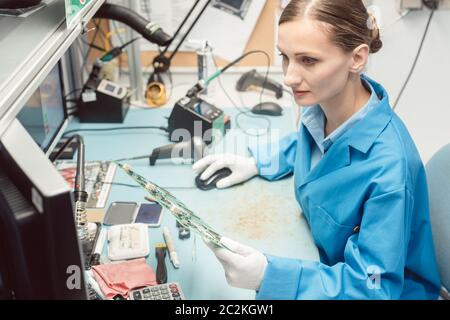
[425,143,450,300]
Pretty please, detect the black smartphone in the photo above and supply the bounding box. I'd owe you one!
[103,202,138,225]
[134,203,163,227]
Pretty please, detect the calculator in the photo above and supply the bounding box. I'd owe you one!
[128,282,185,300]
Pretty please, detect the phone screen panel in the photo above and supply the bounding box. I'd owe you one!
[103,202,138,225]
[135,203,163,226]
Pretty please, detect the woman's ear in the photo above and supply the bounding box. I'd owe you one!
[350,44,370,73]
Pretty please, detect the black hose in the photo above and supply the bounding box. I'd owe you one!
[94,3,172,47]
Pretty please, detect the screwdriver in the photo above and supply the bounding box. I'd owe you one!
[155,243,168,284]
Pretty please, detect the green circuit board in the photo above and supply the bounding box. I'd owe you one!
[114,162,229,250]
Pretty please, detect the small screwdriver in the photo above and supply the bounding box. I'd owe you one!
[155,243,168,284]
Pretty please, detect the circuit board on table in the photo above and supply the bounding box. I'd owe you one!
[115,162,229,250]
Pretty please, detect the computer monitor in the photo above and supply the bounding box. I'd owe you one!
[0,63,86,299]
[16,62,68,155]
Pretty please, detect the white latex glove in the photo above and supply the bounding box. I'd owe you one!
[204,237,268,291]
[192,154,258,189]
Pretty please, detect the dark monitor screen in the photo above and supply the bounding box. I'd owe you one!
[217,0,244,10]
[17,63,66,153]
[0,116,86,300]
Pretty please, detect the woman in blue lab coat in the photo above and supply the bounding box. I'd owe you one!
[193,0,441,299]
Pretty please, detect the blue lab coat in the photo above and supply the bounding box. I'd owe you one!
[249,75,441,299]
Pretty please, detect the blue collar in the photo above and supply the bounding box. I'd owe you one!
[297,75,393,188]
[348,74,393,153]
[301,74,391,154]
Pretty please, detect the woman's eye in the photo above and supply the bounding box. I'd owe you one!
[302,57,317,65]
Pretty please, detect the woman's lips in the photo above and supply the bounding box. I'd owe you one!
[294,90,310,98]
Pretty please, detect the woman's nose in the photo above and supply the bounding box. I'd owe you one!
[283,63,302,88]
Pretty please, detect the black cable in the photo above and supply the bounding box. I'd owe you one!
[161,0,201,57]
[214,59,271,136]
[144,0,209,77]
[217,50,267,76]
[63,126,169,137]
[104,182,141,189]
[64,89,83,116]
[393,8,434,110]
[99,36,142,63]
[101,181,197,190]
[50,135,78,162]
[112,154,150,162]
[95,3,172,47]
[115,35,139,80]
[212,50,272,137]
[64,88,83,101]
[80,38,106,53]
[65,176,196,190]
[168,0,210,61]
[119,36,142,51]
[213,61,240,108]
[81,19,102,76]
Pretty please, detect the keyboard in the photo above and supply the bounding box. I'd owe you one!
[128,282,185,300]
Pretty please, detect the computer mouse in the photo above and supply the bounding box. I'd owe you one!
[251,102,283,116]
[195,168,232,191]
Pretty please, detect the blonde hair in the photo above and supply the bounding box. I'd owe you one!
[279,0,383,54]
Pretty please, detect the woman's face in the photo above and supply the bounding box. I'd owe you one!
[278,18,354,106]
